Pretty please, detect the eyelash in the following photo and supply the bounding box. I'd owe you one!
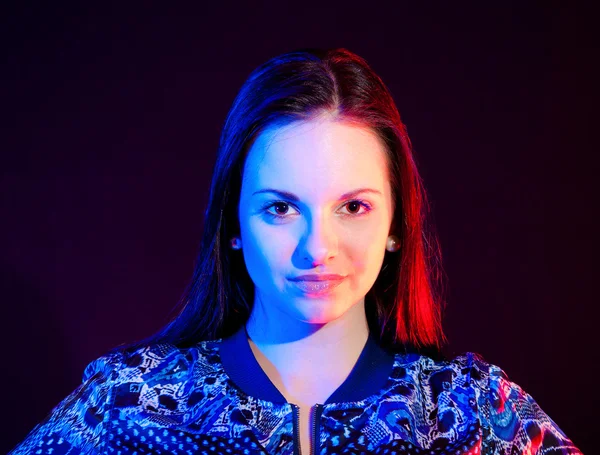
[262,199,372,219]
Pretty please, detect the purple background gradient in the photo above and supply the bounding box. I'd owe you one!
[1,3,594,452]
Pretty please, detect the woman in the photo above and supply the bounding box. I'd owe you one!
[10,48,581,454]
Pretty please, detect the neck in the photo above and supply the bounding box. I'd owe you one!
[246,295,369,352]
[245,297,369,404]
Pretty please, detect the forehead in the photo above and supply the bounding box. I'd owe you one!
[242,118,390,199]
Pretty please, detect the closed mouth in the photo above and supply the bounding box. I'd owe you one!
[288,274,346,281]
[287,277,345,295]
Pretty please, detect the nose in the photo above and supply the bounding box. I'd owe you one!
[299,213,338,267]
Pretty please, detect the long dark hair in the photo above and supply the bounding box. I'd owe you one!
[128,48,446,354]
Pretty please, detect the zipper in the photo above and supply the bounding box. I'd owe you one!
[292,404,301,455]
[292,403,324,455]
[312,404,323,455]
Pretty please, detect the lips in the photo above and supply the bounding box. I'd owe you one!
[287,274,346,295]
[288,274,346,281]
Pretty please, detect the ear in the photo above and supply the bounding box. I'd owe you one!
[388,216,398,237]
[387,192,400,236]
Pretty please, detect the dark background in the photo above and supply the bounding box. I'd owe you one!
[1,2,595,453]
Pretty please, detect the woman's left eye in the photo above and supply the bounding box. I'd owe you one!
[342,200,370,215]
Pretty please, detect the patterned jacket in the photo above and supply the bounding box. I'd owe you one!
[10,327,582,454]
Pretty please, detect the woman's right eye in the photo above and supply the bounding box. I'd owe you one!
[265,202,298,218]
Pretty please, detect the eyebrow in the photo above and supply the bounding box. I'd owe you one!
[251,188,382,201]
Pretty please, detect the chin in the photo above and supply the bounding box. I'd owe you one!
[295,299,353,325]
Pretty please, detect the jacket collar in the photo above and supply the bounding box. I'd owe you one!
[219,324,396,404]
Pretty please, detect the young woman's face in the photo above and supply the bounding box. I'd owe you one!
[238,117,395,324]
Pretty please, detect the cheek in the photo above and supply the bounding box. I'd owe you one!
[342,220,388,283]
[240,218,296,287]
[347,241,386,276]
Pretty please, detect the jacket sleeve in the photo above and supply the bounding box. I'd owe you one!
[9,350,124,455]
[480,363,582,455]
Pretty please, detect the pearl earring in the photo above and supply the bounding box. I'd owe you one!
[386,235,401,252]
[230,236,242,250]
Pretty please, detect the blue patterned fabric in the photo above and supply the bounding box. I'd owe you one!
[10,335,581,454]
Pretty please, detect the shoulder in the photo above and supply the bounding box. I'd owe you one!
[399,351,542,406]
[391,351,491,390]
[83,339,225,387]
[383,351,491,426]
[9,340,230,453]
[79,339,231,426]
[415,352,581,454]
